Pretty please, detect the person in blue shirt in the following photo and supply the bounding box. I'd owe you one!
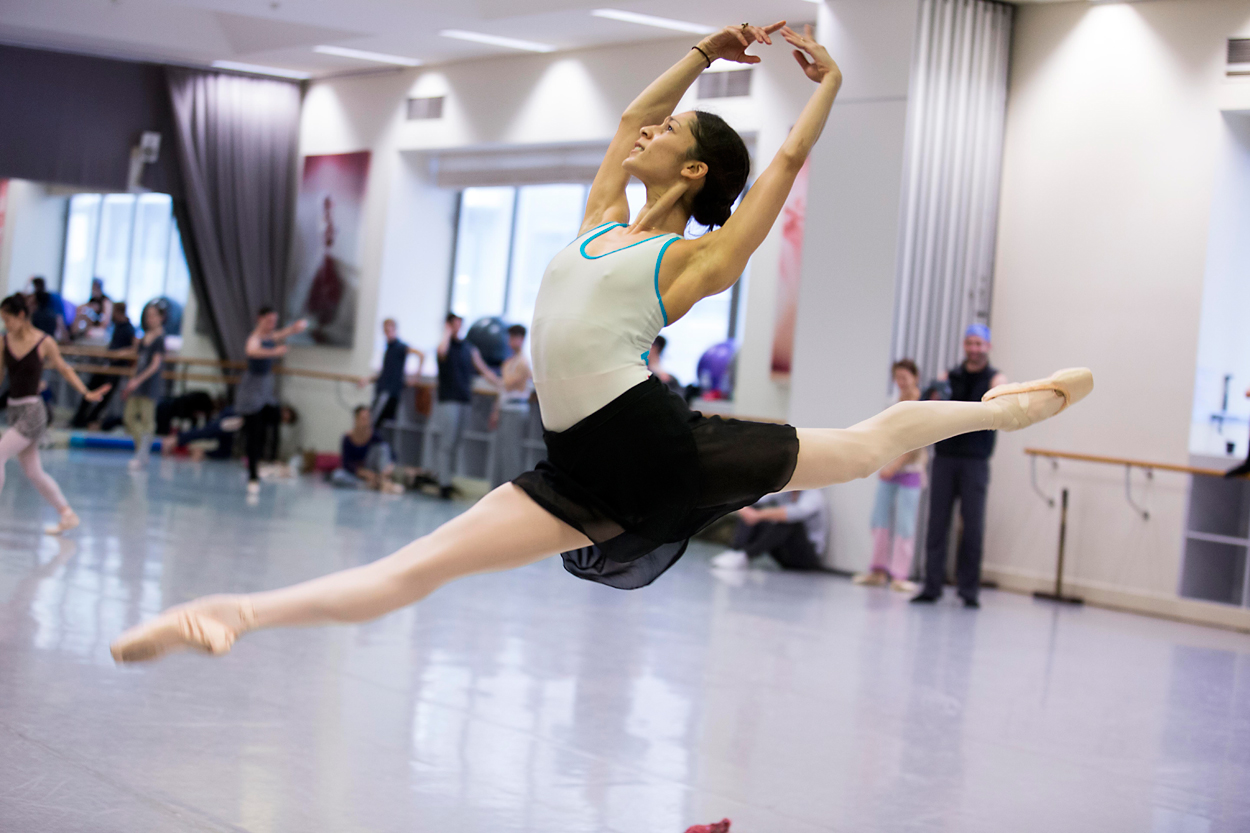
[331,406,403,493]
[364,318,425,430]
[71,301,136,428]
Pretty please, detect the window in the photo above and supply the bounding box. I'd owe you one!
[448,183,745,389]
[61,193,192,332]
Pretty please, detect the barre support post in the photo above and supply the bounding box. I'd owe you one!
[1034,487,1083,605]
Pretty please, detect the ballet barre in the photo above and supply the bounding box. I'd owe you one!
[1022,448,1247,606]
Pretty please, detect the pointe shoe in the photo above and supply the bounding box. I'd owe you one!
[890,579,919,594]
[44,509,80,536]
[110,595,257,663]
[852,571,888,586]
[982,368,1093,432]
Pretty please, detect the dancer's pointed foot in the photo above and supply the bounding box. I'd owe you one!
[110,594,257,663]
[982,368,1093,432]
[44,509,80,536]
[685,820,731,833]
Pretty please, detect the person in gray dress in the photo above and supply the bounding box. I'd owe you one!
[237,306,306,495]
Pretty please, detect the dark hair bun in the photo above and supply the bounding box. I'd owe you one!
[687,111,750,229]
[0,294,28,317]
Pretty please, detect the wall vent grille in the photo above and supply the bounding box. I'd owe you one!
[1228,38,1250,65]
[407,96,444,120]
[697,69,751,99]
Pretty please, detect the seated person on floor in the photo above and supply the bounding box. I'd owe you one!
[156,390,217,436]
[711,489,830,571]
[331,406,403,494]
[161,403,243,461]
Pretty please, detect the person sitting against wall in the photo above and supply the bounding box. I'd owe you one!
[853,359,926,593]
[161,403,243,462]
[710,489,830,572]
[331,405,403,494]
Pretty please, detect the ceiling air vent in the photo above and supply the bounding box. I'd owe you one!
[698,68,752,99]
[407,96,445,120]
[1229,38,1250,76]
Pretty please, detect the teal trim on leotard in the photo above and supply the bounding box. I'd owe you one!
[641,350,650,364]
[653,236,678,326]
[579,223,671,259]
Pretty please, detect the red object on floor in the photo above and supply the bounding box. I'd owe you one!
[684,820,731,833]
[314,453,342,473]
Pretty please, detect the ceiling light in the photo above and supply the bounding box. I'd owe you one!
[439,30,557,53]
[314,45,421,67]
[211,60,310,80]
[591,10,714,35]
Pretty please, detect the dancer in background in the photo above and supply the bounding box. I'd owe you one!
[365,318,425,430]
[854,359,925,593]
[490,324,534,486]
[112,23,1091,663]
[0,294,110,533]
[236,307,305,495]
[122,304,166,471]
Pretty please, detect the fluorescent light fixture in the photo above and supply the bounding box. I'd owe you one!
[211,60,310,80]
[591,9,714,35]
[440,29,556,53]
[313,45,421,66]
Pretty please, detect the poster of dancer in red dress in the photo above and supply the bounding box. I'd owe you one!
[770,159,808,378]
[288,151,370,347]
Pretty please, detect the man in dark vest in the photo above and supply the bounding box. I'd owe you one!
[912,323,1007,608]
[433,313,499,499]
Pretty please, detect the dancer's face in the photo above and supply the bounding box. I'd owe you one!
[258,312,279,333]
[0,310,26,333]
[143,305,163,330]
[623,112,706,190]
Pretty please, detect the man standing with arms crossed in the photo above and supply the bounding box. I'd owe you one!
[912,323,1007,608]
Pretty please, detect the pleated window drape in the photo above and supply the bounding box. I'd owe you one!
[892,0,1013,383]
[166,68,302,362]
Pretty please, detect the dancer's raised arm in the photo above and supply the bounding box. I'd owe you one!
[580,21,785,234]
[665,26,841,315]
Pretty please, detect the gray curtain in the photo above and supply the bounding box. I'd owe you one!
[166,68,302,362]
[892,0,1013,382]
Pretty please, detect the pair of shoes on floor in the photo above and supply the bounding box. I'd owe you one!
[910,592,939,604]
[890,579,918,594]
[685,820,731,833]
[852,571,888,586]
[711,550,748,571]
[961,596,980,609]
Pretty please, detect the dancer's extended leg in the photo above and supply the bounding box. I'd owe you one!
[0,428,78,533]
[785,368,1091,490]
[110,484,591,662]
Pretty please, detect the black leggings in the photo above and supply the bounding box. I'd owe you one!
[244,405,280,481]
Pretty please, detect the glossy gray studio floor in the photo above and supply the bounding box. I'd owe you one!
[1,451,1248,833]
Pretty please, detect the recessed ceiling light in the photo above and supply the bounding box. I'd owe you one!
[313,45,421,67]
[591,10,714,35]
[211,60,310,80]
[439,29,557,53]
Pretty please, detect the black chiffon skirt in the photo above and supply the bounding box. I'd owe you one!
[513,375,800,589]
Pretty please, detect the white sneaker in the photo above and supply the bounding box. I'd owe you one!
[128,457,146,471]
[711,550,749,570]
[246,480,261,496]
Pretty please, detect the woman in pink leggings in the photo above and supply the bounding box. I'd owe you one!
[855,360,925,593]
[0,294,110,534]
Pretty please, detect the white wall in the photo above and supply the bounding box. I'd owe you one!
[0,180,68,295]
[984,0,1250,627]
[284,35,817,449]
[1190,111,1250,459]
[788,0,921,571]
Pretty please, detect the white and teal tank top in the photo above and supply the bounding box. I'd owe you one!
[530,222,680,432]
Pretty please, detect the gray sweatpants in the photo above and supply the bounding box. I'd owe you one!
[430,400,470,487]
[491,405,531,487]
